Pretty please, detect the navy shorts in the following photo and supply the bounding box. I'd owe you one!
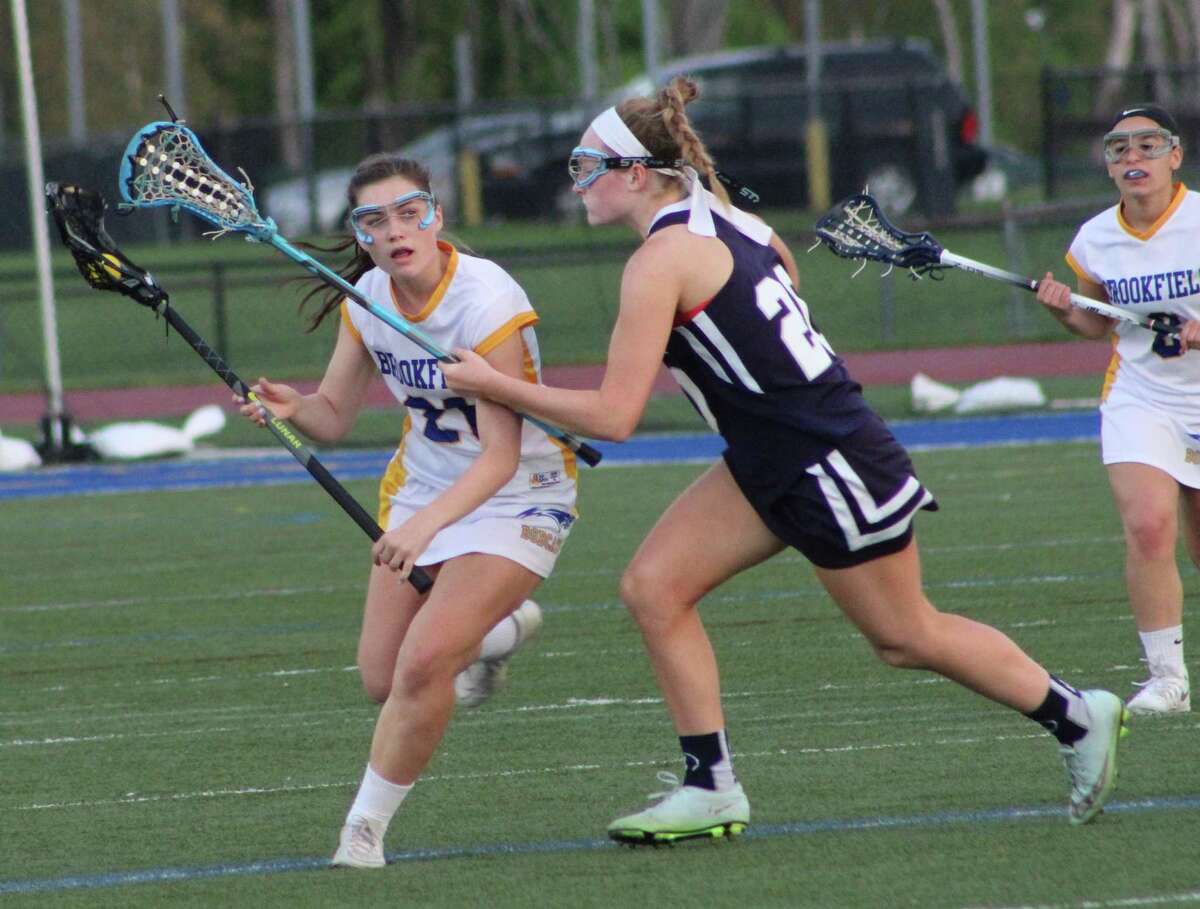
[727,416,938,570]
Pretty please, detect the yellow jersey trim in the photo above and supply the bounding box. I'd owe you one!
[340,302,363,344]
[1063,250,1097,286]
[475,311,539,357]
[1116,181,1187,241]
[1099,335,1121,402]
[376,416,411,527]
[391,241,459,323]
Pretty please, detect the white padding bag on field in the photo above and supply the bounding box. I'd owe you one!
[88,404,226,460]
[0,430,42,471]
[953,377,1047,414]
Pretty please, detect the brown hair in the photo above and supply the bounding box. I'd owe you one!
[300,153,435,331]
[615,75,731,211]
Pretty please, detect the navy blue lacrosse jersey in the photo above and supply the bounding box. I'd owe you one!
[654,207,876,489]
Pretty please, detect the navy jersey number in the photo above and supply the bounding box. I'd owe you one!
[755,265,835,380]
[1148,312,1184,359]
[406,396,478,443]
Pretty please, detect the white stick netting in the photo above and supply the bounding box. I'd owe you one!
[821,198,905,258]
[125,126,259,230]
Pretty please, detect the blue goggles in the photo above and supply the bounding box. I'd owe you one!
[567,146,674,189]
[349,190,436,243]
[566,146,761,205]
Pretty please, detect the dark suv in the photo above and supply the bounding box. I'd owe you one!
[474,38,986,218]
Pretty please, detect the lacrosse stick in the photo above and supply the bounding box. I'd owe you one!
[46,181,433,594]
[813,192,1182,341]
[116,119,603,467]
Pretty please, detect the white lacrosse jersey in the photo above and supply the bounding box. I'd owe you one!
[340,242,577,517]
[1065,183,1200,421]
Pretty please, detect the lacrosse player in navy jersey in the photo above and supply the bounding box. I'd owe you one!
[239,154,577,868]
[1038,104,1200,716]
[443,76,1128,844]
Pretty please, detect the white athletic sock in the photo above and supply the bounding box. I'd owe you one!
[711,730,737,791]
[346,764,412,832]
[1139,625,1186,679]
[477,607,521,661]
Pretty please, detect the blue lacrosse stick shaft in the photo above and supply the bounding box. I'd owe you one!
[268,234,455,361]
[118,119,600,466]
[266,235,603,467]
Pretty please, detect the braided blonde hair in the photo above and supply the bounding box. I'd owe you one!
[616,75,732,211]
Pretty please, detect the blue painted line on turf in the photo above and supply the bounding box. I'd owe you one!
[0,410,1101,501]
[2,793,1196,895]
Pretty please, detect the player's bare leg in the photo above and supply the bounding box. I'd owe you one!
[1109,463,1190,714]
[333,555,539,867]
[609,461,783,844]
[817,540,1126,824]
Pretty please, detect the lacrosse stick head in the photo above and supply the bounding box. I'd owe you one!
[118,120,274,238]
[46,182,166,308]
[814,193,946,275]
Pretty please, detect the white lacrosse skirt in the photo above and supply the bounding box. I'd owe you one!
[1100,386,1200,489]
[382,476,575,578]
[345,243,578,579]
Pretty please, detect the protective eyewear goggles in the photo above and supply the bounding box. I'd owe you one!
[567,146,761,205]
[1102,128,1179,164]
[349,190,437,243]
[567,147,668,188]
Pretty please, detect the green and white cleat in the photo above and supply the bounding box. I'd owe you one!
[1061,689,1129,826]
[607,773,750,846]
[330,816,386,869]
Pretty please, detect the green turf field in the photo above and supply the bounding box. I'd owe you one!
[3,441,1198,907]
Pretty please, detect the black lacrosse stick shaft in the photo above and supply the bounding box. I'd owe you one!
[152,305,429,597]
[46,182,431,594]
[157,305,433,594]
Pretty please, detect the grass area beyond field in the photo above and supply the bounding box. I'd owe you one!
[3,441,1198,907]
[0,212,1091,394]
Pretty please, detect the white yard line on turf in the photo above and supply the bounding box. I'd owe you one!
[966,891,1200,909]
[3,796,1200,896]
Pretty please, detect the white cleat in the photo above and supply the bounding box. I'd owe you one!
[455,600,543,708]
[330,816,386,869]
[1126,673,1190,716]
[607,772,750,845]
[1060,689,1129,826]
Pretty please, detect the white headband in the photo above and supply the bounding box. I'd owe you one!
[589,107,716,237]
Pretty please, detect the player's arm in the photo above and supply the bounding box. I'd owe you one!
[442,237,682,442]
[242,319,375,442]
[1035,271,1114,340]
[769,231,800,289]
[412,334,525,529]
[371,334,525,574]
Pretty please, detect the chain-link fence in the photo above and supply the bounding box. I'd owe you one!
[0,199,1124,397]
[1041,62,1200,198]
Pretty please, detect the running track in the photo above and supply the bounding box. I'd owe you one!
[1,337,1108,500]
[0,410,1100,501]
[0,340,1112,423]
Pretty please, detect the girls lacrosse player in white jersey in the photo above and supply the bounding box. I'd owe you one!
[444,76,1128,845]
[239,154,577,868]
[1037,104,1200,716]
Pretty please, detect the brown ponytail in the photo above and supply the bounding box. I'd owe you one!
[615,75,731,211]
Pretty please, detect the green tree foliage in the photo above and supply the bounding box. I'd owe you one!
[0,0,1193,153]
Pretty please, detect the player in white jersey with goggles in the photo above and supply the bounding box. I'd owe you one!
[238,153,576,868]
[1038,103,1200,716]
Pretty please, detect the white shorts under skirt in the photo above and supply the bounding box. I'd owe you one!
[383,484,576,578]
[1100,388,1200,489]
